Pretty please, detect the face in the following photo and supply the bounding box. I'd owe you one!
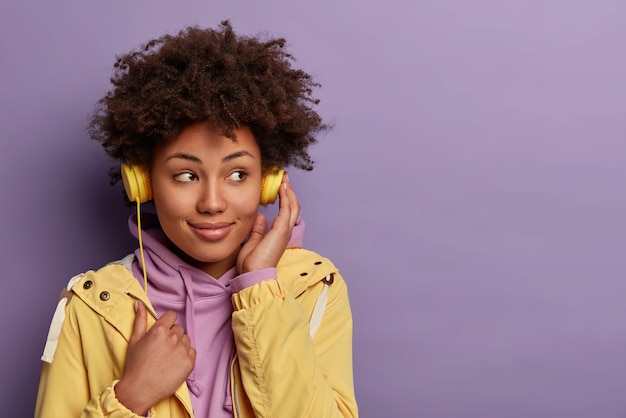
[150,122,262,277]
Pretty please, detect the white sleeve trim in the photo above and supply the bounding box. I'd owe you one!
[41,273,84,363]
[309,275,332,339]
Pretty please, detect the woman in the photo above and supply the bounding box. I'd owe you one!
[35,21,357,417]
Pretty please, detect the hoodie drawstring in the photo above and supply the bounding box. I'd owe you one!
[180,268,205,397]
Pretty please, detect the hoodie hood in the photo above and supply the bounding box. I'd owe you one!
[127,211,305,416]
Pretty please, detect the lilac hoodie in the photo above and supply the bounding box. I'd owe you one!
[128,213,304,417]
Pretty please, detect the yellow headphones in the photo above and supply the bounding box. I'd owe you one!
[122,163,283,293]
[121,163,284,205]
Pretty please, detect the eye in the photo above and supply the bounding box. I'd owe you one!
[174,172,197,182]
[227,170,248,182]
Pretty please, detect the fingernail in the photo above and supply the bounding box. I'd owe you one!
[134,300,138,312]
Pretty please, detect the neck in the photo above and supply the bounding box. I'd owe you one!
[167,239,239,278]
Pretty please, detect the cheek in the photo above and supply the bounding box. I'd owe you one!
[153,199,182,232]
[235,196,261,217]
[152,185,191,222]
[231,189,261,219]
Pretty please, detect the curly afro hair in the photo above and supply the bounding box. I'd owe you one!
[89,20,329,183]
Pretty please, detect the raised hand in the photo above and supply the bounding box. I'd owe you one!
[238,174,300,274]
[115,302,196,415]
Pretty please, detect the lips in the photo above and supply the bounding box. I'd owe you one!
[188,221,234,241]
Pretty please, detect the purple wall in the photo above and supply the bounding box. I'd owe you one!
[2,1,625,416]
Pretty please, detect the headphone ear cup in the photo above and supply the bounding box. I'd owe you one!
[260,168,284,205]
[121,163,152,203]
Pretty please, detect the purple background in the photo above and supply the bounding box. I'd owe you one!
[2,1,625,416]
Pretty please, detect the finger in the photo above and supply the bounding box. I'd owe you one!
[246,213,267,247]
[181,333,192,348]
[155,310,178,330]
[282,174,300,226]
[275,177,291,220]
[189,346,197,363]
[169,323,185,337]
[129,301,147,345]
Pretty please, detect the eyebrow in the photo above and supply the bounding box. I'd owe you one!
[222,150,256,162]
[164,151,256,164]
[165,153,201,163]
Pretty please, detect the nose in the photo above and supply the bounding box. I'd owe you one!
[196,180,227,214]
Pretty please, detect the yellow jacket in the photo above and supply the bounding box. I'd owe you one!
[35,248,357,417]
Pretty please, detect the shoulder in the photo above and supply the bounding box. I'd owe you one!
[277,248,345,296]
[65,255,142,313]
[40,256,140,363]
[278,248,337,279]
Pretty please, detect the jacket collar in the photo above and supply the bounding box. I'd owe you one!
[70,263,194,416]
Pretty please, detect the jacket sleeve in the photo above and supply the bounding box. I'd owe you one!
[231,271,358,417]
[35,297,147,418]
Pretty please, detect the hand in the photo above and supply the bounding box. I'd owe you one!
[115,303,196,415]
[238,174,300,274]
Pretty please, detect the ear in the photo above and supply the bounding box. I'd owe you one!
[121,163,152,203]
[260,167,284,205]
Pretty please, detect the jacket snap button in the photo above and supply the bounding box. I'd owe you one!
[99,291,110,301]
[300,272,308,276]
[83,280,93,289]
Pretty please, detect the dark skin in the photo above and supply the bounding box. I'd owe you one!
[115,305,195,415]
[114,172,299,415]
[92,22,316,414]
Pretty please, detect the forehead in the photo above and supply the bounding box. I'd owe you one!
[155,123,260,160]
